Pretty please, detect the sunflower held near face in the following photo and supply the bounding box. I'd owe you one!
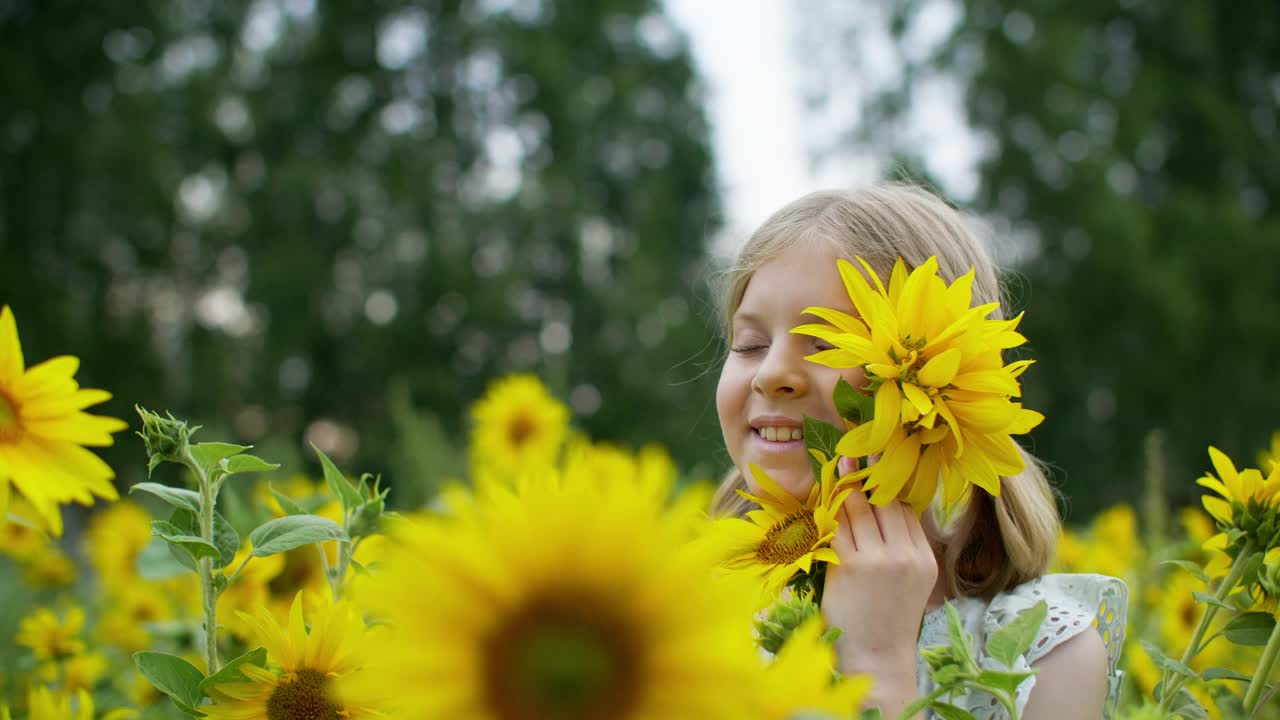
[202,592,381,720]
[792,257,1043,512]
[713,455,851,596]
[341,465,765,720]
[0,306,127,535]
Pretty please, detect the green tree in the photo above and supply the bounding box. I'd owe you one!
[0,0,725,506]
[804,0,1280,515]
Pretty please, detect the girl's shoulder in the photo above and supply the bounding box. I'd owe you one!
[918,573,1129,720]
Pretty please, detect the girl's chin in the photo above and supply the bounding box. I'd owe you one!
[744,463,814,503]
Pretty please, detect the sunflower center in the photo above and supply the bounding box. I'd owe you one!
[0,389,22,442]
[756,512,819,565]
[266,669,343,720]
[485,597,642,720]
[507,413,537,447]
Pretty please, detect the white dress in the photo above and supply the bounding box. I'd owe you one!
[915,573,1129,720]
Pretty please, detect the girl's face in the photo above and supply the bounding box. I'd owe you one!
[716,239,867,501]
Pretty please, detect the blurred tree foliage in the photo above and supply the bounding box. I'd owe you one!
[0,0,725,506]
[805,1,1280,514]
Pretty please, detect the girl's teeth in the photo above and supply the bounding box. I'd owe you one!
[760,426,802,442]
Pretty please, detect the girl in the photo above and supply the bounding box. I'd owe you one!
[711,184,1128,719]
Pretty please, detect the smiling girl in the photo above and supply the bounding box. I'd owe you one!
[711,185,1128,719]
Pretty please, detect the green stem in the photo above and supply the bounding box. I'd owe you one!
[1242,616,1280,716]
[188,454,220,674]
[897,686,950,719]
[1159,541,1254,710]
[224,551,254,587]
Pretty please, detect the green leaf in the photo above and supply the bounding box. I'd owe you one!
[133,651,206,716]
[802,415,845,478]
[1168,687,1210,720]
[930,702,978,720]
[166,509,241,570]
[189,442,251,475]
[250,515,348,557]
[137,537,194,579]
[1222,612,1276,646]
[130,482,201,513]
[223,454,280,476]
[858,708,883,720]
[313,444,362,512]
[943,601,977,661]
[1141,640,1199,680]
[268,483,307,515]
[1200,667,1252,683]
[833,377,875,423]
[151,521,220,564]
[1191,591,1232,610]
[986,599,1048,669]
[198,647,267,695]
[974,669,1037,697]
[1162,560,1210,584]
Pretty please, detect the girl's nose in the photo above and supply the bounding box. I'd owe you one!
[751,348,809,398]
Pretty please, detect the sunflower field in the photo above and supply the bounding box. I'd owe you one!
[2,297,1278,720]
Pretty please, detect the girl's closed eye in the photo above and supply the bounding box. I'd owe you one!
[730,342,767,355]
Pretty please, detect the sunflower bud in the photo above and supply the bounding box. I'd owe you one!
[1261,547,1280,599]
[135,406,197,474]
[755,592,822,655]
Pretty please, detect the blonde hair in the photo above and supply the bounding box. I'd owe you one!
[709,183,1060,600]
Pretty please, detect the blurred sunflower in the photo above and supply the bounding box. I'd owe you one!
[82,501,152,590]
[468,374,570,477]
[218,545,285,642]
[4,687,134,720]
[0,494,50,560]
[793,257,1042,512]
[714,457,851,595]
[1197,446,1280,558]
[0,306,127,535]
[16,607,86,661]
[46,653,108,694]
[342,466,763,719]
[21,544,76,588]
[757,618,872,719]
[96,586,173,652]
[204,593,379,720]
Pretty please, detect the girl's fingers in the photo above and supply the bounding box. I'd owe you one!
[837,455,856,478]
[872,500,909,542]
[832,506,857,553]
[842,481,884,547]
[903,504,930,548]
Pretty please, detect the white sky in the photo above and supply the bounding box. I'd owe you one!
[664,0,862,257]
[664,0,980,258]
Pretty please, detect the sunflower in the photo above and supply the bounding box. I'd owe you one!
[16,607,86,661]
[714,457,851,595]
[0,306,127,535]
[203,593,380,720]
[1196,446,1280,558]
[758,618,873,719]
[1,493,51,560]
[5,687,134,720]
[792,257,1042,512]
[21,544,76,588]
[341,464,763,720]
[468,374,570,478]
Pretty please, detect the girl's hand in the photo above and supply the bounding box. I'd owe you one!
[822,455,939,715]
